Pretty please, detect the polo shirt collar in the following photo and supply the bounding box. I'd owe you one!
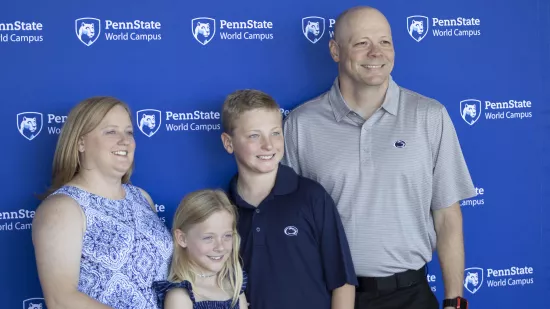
[229,164,299,209]
[328,75,400,121]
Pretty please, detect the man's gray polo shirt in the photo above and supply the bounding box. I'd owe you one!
[282,76,476,277]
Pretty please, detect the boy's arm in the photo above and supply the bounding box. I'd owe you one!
[315,189,358,308]
[331,284,355,309]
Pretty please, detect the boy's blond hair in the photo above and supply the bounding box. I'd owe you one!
[221,89,280,134]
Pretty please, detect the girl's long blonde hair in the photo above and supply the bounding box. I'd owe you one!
[169,189,243,308]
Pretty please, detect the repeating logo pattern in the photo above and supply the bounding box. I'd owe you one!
[0,21,44,44]
[407,15,429,42]
[459,98,533,126]
[136,109,162,137]
[464,267,484,294]
[407,15,482,41]
[302,16,325,44]
[17,112,43,141]
[23,298,47,309]
[462,265,535,294]
[460,99,482,126]
[75,17,101,46]
[192,17,216,45]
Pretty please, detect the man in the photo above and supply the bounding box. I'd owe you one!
[282,6,476,309]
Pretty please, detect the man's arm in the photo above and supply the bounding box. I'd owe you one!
[429,104,476,307]
[331,284,355,309]
[433,202,464,307]
[281,112,301,174]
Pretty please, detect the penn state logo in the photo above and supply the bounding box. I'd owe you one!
[22,298,47,309]
[75,17,101,46]
[302,16,325,44]
[17,112,43,141]
[394,140,406,148]
[284,226,298,236]
[407,15,429,42]
[460,99,482,126]
[192,17,216,45]
[136,109,162,137]
[464,267,484,294]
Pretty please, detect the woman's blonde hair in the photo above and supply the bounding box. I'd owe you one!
[169,189,243,308]
[40,96,133,199]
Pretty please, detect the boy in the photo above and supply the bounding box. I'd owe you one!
[220,89,358,309]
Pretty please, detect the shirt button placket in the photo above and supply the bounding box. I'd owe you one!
[253,205,266,246]
[361,128,370,164]
[255,209,261,232]
[362,121,374,168]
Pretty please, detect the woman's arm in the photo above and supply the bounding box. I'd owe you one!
[32,194,114,309]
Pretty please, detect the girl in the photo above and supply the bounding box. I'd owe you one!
[153,189,248,309]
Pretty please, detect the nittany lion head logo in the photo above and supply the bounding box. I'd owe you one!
[23,298,47,309]
[302,16,325,44]
[407,15,429,42]
[136,109,162,137]
[75,17,101,46]
[192,17,216,45]
[284,226,298,236]
[17,112,43,141]
[464,267,484,294]
[460,99,482,126]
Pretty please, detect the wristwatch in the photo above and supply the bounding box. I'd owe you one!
[443,296,468,309]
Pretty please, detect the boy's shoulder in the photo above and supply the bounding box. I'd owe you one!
[296,173,328,197]
[280,164,331,203]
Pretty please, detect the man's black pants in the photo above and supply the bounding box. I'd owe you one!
[354,266,439,309]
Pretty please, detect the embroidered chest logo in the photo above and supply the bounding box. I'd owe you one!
[394,140,406,148]
[284,226,298,236]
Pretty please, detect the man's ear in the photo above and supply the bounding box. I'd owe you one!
[329,39,340,63]
[221,132,234,154]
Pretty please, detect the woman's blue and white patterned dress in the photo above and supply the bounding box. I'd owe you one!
[51,184,174,309]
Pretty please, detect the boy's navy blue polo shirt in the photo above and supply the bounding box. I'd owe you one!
[228,164,358,309]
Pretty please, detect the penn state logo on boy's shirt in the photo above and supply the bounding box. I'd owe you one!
[284,226,298,236]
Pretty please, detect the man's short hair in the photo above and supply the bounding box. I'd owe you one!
[221,89,280,134]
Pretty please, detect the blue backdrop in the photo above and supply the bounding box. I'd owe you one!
[1,0,548,308]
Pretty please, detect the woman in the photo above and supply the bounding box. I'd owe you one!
[32,96,173,309]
